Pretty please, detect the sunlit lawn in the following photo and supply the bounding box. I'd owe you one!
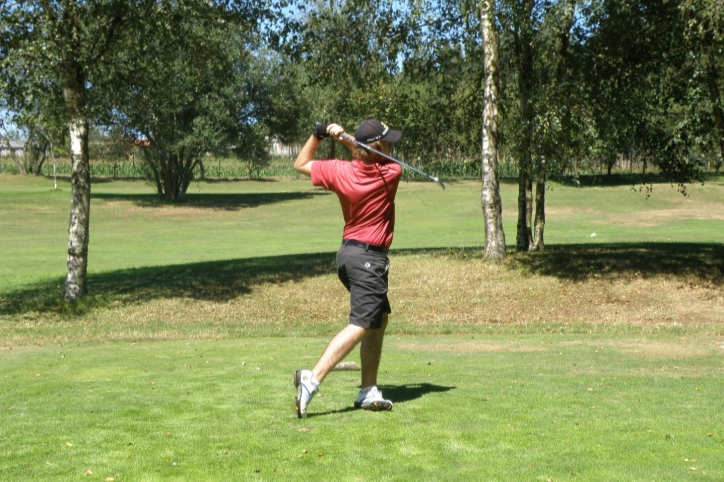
[2,335,724,481]
[2,173,723,282]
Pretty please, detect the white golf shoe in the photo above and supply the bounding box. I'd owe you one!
[294,369,319,419]
[354,386,393,411]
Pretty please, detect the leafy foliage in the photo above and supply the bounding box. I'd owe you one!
[101,0,262,199]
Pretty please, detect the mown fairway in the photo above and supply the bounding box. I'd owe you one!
[2,335,724,481]
[1,172,723,480]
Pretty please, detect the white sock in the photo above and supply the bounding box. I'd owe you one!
[358,385,377,396]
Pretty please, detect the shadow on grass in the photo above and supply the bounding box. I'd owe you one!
[306,407,357,417]
[307,383,456,417]
[510,243,724,284]
[1,243,721,318]
[379,383,456,403]
[92,190,331,211]
[0,252,338,317]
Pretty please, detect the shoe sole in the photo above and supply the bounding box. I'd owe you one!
[354,400,393,411]
[294,370,304,419]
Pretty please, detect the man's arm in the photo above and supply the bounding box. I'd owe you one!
[294,135,321,177]
[294,123,353,178]
[328,124,356,151]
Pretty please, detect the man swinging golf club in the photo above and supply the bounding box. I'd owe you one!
[293,119,403,418]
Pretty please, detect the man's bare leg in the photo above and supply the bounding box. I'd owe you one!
[360,313,388,388]
[312,324,368,383]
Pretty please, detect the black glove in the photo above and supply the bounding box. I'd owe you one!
[313,122,329,140]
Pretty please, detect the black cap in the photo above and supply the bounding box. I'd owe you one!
[354,119,402,144]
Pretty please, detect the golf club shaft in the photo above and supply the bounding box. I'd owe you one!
[338,133,445,189]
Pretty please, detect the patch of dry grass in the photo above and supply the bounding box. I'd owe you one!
[2,245,722,346]
[390,250,723,331]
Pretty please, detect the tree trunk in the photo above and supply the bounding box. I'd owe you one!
[35,154,47,175]
[530,159,545,251]
[516,146,533,251]
[705,48,724,167]
[480,0,506,260]
[31,134,49,175]
[64,112,91,301]
[530,0,572,253]
[514,0,535,252]
[9,149,27,174]
[144,149,197,201]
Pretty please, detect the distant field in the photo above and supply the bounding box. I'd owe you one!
[2,172,723,278]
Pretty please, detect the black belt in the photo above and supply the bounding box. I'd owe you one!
[342,239,388,253]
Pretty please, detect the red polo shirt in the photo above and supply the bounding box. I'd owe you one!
[312,159,402,248]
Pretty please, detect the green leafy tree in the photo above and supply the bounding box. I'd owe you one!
[106,0,264,200]
[580,0,676,175]
[494,0,583,251]
[294,0,441,163]
[14,104,69,175]
[0,0,137,301]
[680,0,724,173]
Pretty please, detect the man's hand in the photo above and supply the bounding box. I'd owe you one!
[326,124,356,150]
[327,124,345,138]
[313,123,329,140]
[314,122,346,140]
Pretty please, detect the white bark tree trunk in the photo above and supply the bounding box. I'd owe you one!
[64,108,91,301]
[481,0,506,260]
[530,161,546,251]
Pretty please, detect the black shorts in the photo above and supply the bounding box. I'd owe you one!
[336,243,391,330]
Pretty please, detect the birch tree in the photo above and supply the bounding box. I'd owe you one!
[529,0,576,251]
[480,0,506,260]
[506,0,536,251]
[0,0,135,301]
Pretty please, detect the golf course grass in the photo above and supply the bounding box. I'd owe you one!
[1,172,723,480]
[2,336,723,481]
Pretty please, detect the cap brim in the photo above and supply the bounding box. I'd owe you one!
[383,129,402,144]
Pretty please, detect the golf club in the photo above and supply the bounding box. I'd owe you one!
[318,123,446,189]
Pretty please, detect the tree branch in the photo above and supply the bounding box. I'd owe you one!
[88,8,128,64]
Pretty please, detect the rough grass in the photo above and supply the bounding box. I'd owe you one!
[1,244,723,346]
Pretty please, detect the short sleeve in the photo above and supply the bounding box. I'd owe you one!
[311,160,338,190]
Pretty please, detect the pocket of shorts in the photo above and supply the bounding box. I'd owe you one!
[372,259,390,277]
